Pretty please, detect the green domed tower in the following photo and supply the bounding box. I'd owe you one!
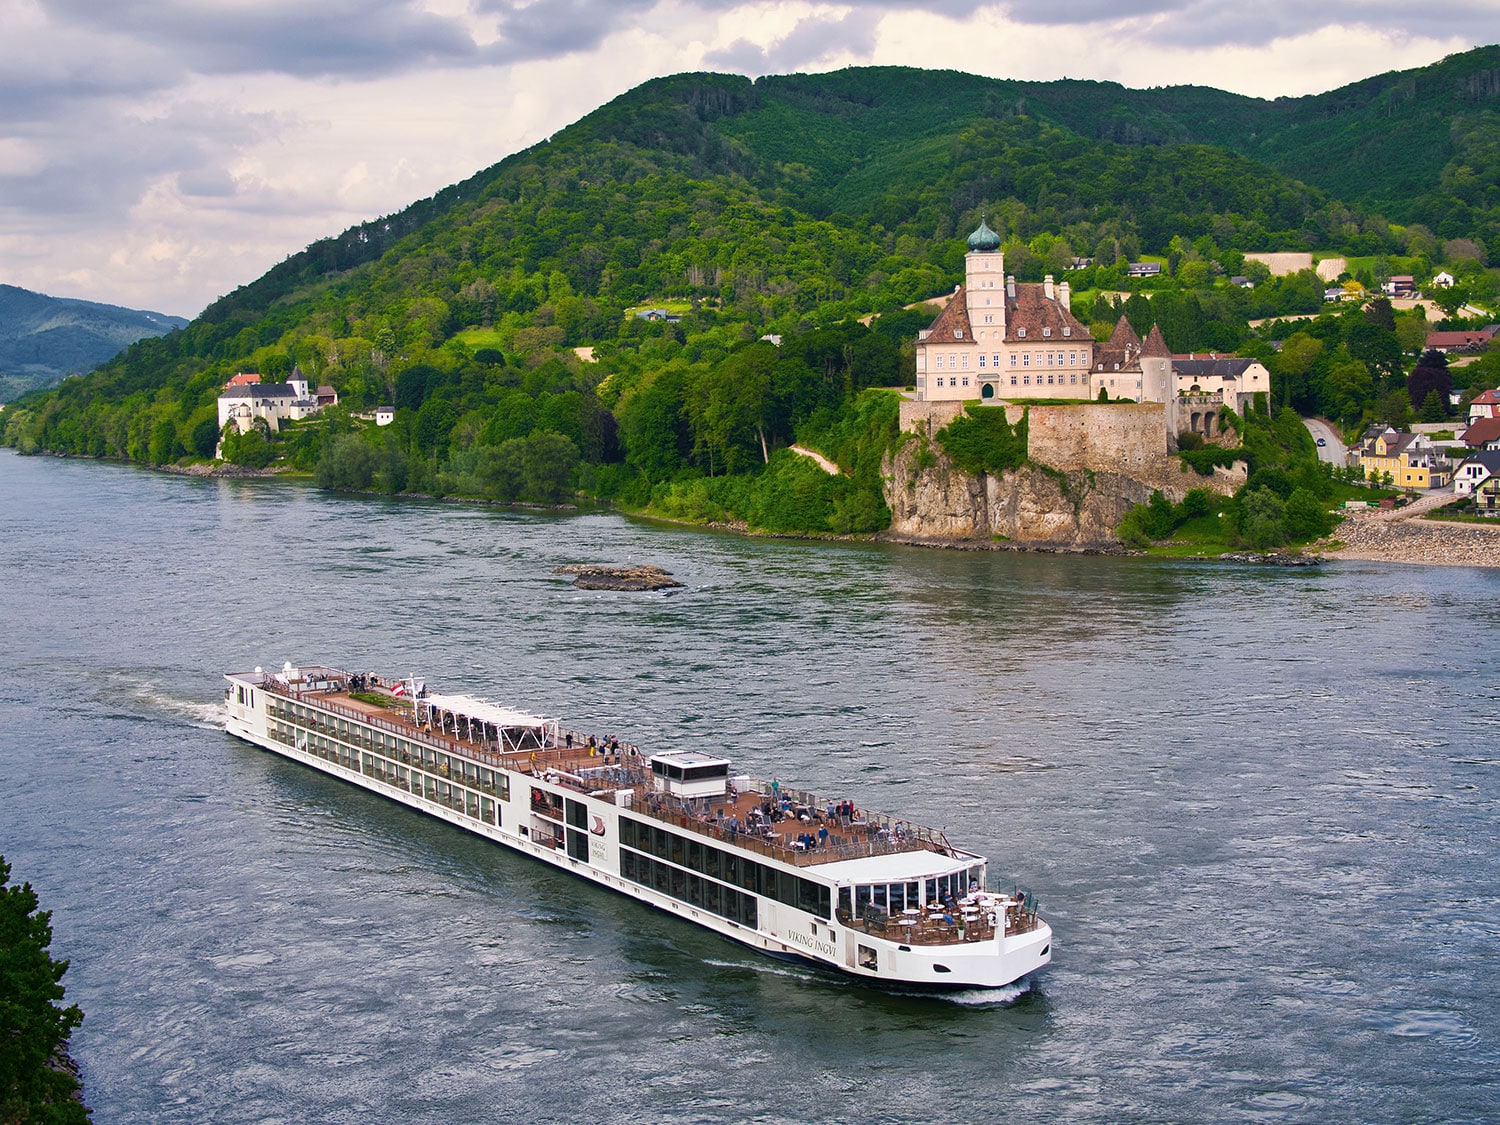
[967,217,1002,253]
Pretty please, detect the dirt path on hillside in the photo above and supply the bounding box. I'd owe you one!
[789,445,840,474]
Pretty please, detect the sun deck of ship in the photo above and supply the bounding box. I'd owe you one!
[259,672,968,872]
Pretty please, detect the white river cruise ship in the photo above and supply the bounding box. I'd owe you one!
[224,662,1052,989]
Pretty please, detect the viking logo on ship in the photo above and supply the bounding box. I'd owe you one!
[590,815,606,836]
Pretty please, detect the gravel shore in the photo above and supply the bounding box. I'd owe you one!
[1318,513,1500,568]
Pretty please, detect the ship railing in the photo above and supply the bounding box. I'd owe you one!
[835,901,1041,945]
[834,906,1000,947]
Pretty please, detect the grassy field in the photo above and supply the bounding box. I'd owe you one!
[623,300,695,318]
[452,327,506,350]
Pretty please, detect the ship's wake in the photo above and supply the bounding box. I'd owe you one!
[103,671,224,729]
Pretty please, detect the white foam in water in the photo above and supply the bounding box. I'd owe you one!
[111,673,224,728]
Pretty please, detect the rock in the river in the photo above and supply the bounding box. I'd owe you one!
[1218,552,1323,567]
[553,564,684,591]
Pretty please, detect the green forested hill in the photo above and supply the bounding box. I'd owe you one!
[6,49,1500,537]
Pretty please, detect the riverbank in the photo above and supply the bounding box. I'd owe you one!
[1316,512,1500,568]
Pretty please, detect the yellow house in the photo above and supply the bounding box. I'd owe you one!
[1355,428,1450,489]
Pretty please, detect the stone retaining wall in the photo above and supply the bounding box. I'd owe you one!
[1321,514,1500,568]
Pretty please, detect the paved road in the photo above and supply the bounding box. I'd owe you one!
[1303,417,1347,465]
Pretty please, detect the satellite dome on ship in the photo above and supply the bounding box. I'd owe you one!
[967,217,1001,252]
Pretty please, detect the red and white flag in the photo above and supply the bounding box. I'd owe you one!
[392,681,406,696]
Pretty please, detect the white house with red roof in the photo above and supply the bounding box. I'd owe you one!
[1469,389,1500,423]
[914,219,1095,402]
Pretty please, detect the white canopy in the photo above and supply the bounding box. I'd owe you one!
[812,848,978,882]
[421,692,550,730]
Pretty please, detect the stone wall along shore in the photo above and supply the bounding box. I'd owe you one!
[1320,513,1500,568]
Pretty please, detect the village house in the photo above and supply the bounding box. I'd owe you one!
[1468,388,1500,423]
[1382,275,1415,298]
[914,219,1095,402]
[1453,449,1500,496]
[1353,426,1451,489]
[1460,416,1500,451]
[1475,473,1500,515]
[1431,270,1456,288]
[1425,326,1496,353]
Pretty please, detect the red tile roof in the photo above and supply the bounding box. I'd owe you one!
[1463,417,1500,446]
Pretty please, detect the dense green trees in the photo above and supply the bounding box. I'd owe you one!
[0,857,88,1123]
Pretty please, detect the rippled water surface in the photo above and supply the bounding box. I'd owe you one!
[2,450,1498,1123]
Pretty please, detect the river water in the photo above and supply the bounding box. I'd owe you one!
[1,448,1497,1123]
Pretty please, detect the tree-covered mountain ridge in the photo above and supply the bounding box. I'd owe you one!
[192,45,1500,336]
[0,284,188,402]
[5,46,1499,546]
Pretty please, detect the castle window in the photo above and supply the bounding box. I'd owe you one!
[1063,327,1071,337]
[961,355,969,368]
[1010,376,1018,385]
[1008,355,1015,367]
[962,376,970,386]
[979,355,986,368]
[1069,352,1076,365]
[954,330,963,339]
[935,355,943,369]
[1043,327,1052,338]
[1017,327,1026,338]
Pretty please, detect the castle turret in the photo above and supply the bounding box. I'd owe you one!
[963,217,1006,338]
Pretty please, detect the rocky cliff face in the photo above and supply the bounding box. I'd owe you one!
[882,434,1240,548]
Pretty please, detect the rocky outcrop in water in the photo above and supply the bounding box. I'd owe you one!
[553,564,684,591]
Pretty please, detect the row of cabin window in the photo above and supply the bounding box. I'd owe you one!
[619,850,759,928]
[931,372,1084,388]
[619,817,832,918]
[279,704,508,796]
[269,721,501,824]
[932,352,1084,370]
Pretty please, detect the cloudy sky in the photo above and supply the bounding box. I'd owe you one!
[4,1,1496,318]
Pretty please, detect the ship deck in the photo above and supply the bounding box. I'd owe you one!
[269,678,967,872]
